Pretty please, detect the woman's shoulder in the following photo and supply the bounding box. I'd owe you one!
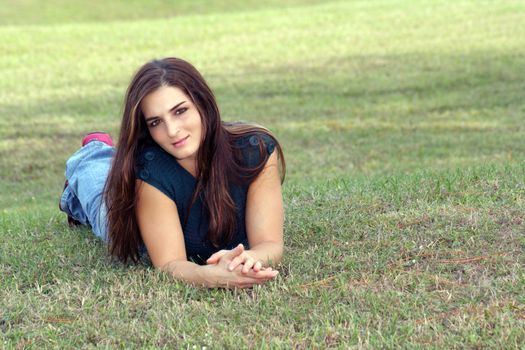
[235,131,276,150]
[233,130,277,169]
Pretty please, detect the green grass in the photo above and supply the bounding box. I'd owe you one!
[1,0,525,348]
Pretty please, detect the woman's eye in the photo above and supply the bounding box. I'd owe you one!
[149,120,160,127]
[175,107,188,115]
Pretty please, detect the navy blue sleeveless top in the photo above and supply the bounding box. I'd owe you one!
[135,133,276,264]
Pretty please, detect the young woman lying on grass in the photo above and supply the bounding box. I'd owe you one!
[59,57,285,288]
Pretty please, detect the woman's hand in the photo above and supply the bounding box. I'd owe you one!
[201,263,277,289]
[206,243,264,274]
[202,244,278,288]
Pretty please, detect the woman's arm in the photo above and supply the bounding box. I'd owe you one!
[135,180,278,288]
[244,151,284,264]
[207,152,284,272]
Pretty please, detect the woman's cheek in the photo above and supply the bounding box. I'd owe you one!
[150,126,162,137]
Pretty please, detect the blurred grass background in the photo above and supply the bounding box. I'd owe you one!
[1,0,524,348]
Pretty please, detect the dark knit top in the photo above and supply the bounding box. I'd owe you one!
[135,133,276,264]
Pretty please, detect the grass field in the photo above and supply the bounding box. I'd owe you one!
[1,0,525,348]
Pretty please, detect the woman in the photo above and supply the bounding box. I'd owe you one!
[59,57,285,288]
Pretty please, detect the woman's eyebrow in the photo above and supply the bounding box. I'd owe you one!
[145,101,186,121]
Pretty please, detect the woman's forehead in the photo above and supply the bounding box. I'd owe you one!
[141,86,190,118]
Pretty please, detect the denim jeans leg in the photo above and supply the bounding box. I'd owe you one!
[60,141,115,241]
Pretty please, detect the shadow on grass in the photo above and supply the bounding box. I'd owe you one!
[0,0,330,26]
[1,49,524,207]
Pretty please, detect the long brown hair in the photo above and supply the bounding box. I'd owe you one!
[104,57,285,263]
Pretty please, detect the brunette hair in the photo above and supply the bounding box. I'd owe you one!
[104,57,285,263]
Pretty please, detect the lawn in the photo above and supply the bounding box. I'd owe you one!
[1,0,524,348]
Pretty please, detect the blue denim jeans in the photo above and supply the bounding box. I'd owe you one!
[60,141,114,241]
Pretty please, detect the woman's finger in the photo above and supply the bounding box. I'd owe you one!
[242,258,255,274]
[224,244,244,261]
[264,269,279,278]
[206,250,227,264]
[230,264,275,281]
[228,255,245,271]
[247,268,278,279]
[253,261,262,272]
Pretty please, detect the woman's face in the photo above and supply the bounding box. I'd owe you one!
[141,85,203,173]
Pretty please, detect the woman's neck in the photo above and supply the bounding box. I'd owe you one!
[177,158,198,178]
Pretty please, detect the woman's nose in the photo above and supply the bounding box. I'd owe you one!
[165,119,180,137]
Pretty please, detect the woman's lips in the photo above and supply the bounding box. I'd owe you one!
[172,136,189,148]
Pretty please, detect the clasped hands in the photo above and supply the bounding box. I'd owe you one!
[204,243,278,288]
